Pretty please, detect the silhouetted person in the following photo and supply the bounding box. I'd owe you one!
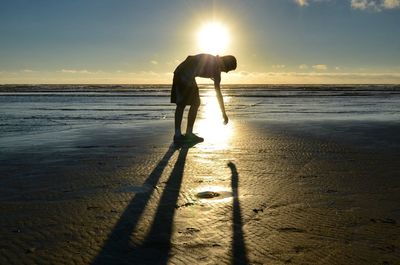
[171,53,237,143]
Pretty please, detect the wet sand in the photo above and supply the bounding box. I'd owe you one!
[0,119,399,265]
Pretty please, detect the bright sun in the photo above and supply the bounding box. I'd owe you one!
[197,22,230,55]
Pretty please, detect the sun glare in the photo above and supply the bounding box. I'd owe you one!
[197,22,230,55]
[195,90,233,151]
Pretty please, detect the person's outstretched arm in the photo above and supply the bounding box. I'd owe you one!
[214,77,229,125]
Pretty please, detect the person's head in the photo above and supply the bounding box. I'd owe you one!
[219,55,237,73]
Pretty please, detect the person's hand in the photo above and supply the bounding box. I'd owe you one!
[223,113,229,125]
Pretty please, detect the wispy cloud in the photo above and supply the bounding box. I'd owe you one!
[22,69,36,73]
[226,71,400,84]
[60,69,102,74]
[294,0,309,6]
[382,0,400,8]
[294,0,331,7]
[0,71,18,75]
[0,69,173,84]
[150,60,158,65]
[272,64,286,69]
[351,0,382,11]
[294,0,400,10]
[351,0,400,11]
[312,64,328,70]
[299,64,309,70]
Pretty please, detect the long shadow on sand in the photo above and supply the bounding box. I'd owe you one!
[228,162,249,265]
[92,144,189,265]
[92,146,249,264]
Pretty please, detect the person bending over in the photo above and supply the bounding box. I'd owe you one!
[171,53,237,143]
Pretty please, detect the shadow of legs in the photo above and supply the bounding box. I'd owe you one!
[137,146,189,264]
[92,145,177,265]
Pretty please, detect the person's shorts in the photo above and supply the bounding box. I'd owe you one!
[170,74,200,106]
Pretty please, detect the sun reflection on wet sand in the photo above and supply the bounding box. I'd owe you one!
[195,90,233,151]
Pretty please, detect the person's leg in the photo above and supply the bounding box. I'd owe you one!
[174,104,185,137]
[185,101,203,142]
[186,102,199,135]
[185,82,200,135]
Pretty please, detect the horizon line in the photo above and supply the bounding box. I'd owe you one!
[1,83,400,86]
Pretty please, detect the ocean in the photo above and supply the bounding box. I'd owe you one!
[1,84,399,140]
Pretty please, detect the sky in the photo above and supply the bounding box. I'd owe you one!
[0,0,399,84]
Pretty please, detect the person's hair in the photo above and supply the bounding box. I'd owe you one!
[221,55,237,71]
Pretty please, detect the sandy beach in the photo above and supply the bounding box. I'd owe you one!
[0,117,399,265]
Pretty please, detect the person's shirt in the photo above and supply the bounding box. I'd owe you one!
[174,54,221,84]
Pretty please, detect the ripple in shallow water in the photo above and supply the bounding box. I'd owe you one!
[196,191,220,199]
[195,190,232,202]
